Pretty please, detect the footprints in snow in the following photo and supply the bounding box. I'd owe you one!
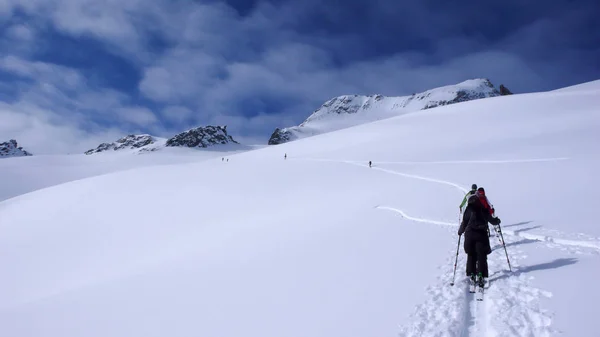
[397,239,556,336]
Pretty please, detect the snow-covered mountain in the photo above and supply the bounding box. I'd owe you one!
[84,134,164,155]
[269,78,507,145]
[85,126,238,155]
[0,139,32,158]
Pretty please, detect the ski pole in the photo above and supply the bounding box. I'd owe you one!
[497,223,512,272]
[450,234,461,286]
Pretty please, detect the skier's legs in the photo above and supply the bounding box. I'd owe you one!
[463,234,476,276]
[466,254,477,276]
[475,242,489,277]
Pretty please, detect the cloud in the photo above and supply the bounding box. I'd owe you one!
[0,101,125,154]
[0,55,160,153]
[6,24,35,41]
[0,0,598,153]
[0,56,84,89]
[161,105,193,124]
[116,106,158,127]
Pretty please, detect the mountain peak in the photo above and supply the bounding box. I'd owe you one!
[166,125,238,148]
[0,139,32,158]
[84,126,239,155]
[268,78,504,145]
[85,134,160,155]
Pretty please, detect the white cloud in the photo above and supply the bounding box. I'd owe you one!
[0,56,85,90]
[0,101,125,154]
[0,55,156,153]
[138,67,173,102]
[6,24,35,41]
[116,106,158,127]
[162,105,193,124]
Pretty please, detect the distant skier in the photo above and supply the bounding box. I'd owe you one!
[458,194,501,286]
[284,153,287,160]
[459,184,478,214]
[369,161,372,168]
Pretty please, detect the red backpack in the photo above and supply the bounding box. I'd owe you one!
[477,189,494,215]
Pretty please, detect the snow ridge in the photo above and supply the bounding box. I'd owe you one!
[84,134,163,155]
[268,78,502,144]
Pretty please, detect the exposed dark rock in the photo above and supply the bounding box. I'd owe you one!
[166,126,238,148]
[0,139,32,157]
[268,128,294,145]
[499,84,513,95]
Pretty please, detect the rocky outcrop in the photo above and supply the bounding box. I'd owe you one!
[0,139,32,158]
[85,134,158,155]
[499,84,513,95]
[268,128,294,145]
[166,126,238,148]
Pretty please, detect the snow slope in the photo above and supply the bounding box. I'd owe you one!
[268,78,501,144]
[0,146,253,202]
[1,80,600,337]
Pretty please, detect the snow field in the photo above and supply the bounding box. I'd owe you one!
[1,80,599,337]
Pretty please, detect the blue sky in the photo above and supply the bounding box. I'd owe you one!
[1,0,599,153]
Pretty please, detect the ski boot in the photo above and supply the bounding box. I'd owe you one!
[469,273,476,293]
[476,272,485,301]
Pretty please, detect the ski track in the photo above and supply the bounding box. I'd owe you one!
[295,157,569,165]
[355,162,580,336]
[297,157,587,336]
[360,157,569,165]
[376,205,600,253]
[393,210,556,337]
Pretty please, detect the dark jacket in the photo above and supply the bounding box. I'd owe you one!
[458,195,500,236]
[458,195,500,256]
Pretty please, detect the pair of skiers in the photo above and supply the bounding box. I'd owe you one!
[458,184,501,285]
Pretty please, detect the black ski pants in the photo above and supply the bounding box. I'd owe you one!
[464,229,491,277]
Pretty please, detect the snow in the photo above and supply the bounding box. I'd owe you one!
[0,146,252,202]
[275,78,500,142]
[1,79,600,337]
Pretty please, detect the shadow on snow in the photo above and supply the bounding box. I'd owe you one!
[489,258,579,283]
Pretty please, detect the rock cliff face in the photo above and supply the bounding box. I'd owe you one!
[166,126,238,148]
[269,79,504,145]
[499,84,513,95]
[0,140,32,158]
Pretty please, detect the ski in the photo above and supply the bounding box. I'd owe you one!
[469,275,476,293]
[476,275,485,301]
[476,284,484,301]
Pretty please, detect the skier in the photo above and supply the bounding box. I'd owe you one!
[369,160,372,168]
[284,153,287,160]
[457,194,501,288]
[459,184,478,214]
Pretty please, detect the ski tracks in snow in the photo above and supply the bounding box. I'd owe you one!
[376,205,600,253]
[296,157,593,336]
[391,207,556,337]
